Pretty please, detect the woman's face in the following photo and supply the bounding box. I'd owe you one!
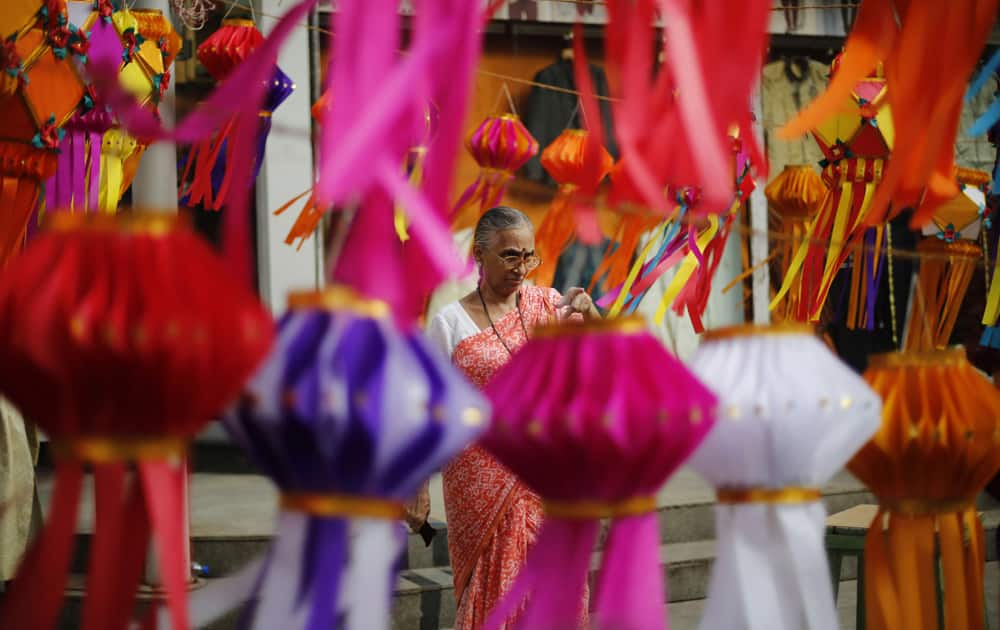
[476,227,536,297]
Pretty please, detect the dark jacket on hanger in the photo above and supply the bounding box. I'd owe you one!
[521,59,618,186]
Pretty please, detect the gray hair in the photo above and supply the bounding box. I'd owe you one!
[473,206,533,252]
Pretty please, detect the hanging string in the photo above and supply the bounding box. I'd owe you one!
[886,226,899,348]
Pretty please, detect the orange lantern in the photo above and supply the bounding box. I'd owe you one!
[850,348,1000,630]
[533,128,613,288]
[765,165,826,321]
[0,0,85,263]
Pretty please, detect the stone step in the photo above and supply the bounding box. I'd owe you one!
[39,469,878,575]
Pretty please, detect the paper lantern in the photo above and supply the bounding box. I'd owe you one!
[179,18,269,210]
[451,113,538,231]
[481,317,717,630]
[44,3,182,214]
[175,287,489,629]
[0,211,274,630]
[180,65,294,209]
[905,168,989,351]
[532,128,613,287]
[765,165,827,321]
[0,0,86,264]
[771,60,894,327]
[781,0,996,229]
[849,348,1000,630]
[688,323,881,630]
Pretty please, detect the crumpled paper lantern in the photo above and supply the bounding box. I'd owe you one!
[850,348,1000,630]
[906,168,988,351]
[176,286,488,630]
[481,317,717,630]
[765,165,826,321]
[772,59,894,328]
[688,323,882,630]
[0,211,274,630]
[451,113,539,231]
[179,18,272,210]
[533,128,613,287]
[0,0,86,263]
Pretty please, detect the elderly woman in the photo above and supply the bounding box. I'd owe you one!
[427,206,599,629]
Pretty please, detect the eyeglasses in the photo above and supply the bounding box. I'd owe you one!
[494,251,541,271]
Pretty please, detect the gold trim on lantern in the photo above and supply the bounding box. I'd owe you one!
[716,486,822,505]
[50,436,187,463]
[222,18,258,28]
[496,113,520,122]
[44,211,184,236]
[915,238,981,258]
[868,347,967,369]
[531,315,645,339]
[701,322,817,343]
[880,497,976,517]
[544,496,657,519]
[286,285,389,319]
[280,492,405,520]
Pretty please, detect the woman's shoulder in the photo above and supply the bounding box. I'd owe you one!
[430,301,468,328]
[522,284,562,306]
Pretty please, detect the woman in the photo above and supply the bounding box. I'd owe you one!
[427,206,600,628]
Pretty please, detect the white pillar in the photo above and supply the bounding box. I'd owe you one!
[750,83,770,324]
[131,0,178,211]
[129,0,189,589]
[254,0,322,314]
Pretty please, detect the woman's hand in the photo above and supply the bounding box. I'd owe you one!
[559,287,602,321]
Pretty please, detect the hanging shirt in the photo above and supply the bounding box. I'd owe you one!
[761,58,830,181]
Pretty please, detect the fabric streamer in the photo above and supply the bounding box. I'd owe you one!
[585,0,769,218]
[180,65,294,209]
[780,0,998,229]
[850,348,1000,630]
[771,58,894,326]
[179,18,266,211]
[173,286,488,630]
[688,323,882,630]
[451,113,539,231]
[905,168,988,350]
[765,165,826,321]
[533,128,613,287]
[0,0,85,263]
[481,316,717,630]
[0,212,274,630]
[314,0,486,325]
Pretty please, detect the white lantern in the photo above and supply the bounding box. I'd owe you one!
[688,323,882,630]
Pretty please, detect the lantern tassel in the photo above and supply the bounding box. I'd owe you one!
[534,186,579,288]
[904,239,979,351]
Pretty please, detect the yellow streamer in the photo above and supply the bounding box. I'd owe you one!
[654,216,720,325]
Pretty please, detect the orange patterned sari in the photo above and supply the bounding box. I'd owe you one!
[443,285,571,629]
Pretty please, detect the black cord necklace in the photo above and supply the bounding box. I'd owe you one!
[477,286,529,357]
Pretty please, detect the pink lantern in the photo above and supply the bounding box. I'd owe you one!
[482,317,717,630]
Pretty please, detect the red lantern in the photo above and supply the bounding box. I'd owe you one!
[179,18,264,210]
[0,212,274,630]
[533,128,613,288]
